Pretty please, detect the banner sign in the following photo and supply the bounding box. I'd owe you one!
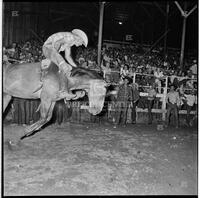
[125,35,133,41]
[12,11,19,17]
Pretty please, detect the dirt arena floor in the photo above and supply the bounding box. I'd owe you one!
[3,121,198,195]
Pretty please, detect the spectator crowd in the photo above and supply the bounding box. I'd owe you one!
[3,38,198,127]
[3,39,44,65]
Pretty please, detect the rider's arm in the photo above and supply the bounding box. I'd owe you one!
[65,48,77,67]
[54,39,63,51]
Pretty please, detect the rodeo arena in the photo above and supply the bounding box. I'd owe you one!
[2,1,199,196]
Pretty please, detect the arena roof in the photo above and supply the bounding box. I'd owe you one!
[3,1,198,50]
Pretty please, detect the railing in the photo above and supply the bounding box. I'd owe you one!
[67,71,197,124]
[81,71,197,121]
[131,73,196,121]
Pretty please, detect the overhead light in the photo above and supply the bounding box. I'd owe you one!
[118,21,123,25]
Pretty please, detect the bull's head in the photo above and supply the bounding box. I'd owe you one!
[87,79,107,115]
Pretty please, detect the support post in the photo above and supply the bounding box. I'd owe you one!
[174,2,197,70]
[2,2,4,44]
[164,2,169,60]
[180,16,186,69]
[179,2,187,70]
[97,2,105,67]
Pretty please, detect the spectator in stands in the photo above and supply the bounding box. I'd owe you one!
[114,77,133,126]
[101,60,112,79]
[19,52,26,63]
[128,67,136,78]
[186,78,195,90]
[81,60,88,68]
[130,82,140,124]
[189,59,197,76]
[22,41,32,52]
[177,71,188,85]
[3,47,10,66]
[165,85,180,128]
[120,64,129,78]
[146,83,157,124]
[78,54,85,65]
[7,42,18,58]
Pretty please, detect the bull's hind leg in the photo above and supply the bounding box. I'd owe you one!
[3,93,12,112]
[20,98,56,140]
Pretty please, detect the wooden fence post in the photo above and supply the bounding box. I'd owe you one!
[162,76,168,121]
[133,72,136,83]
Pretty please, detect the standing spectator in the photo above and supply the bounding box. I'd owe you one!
[154,67,164,93]
[146,83,157,124]
[114,77,133,126]
[165,85,180,128]
[176,83,186,108]
[130,82,140,124]
[184,89,197,126]
[169,70,177,85]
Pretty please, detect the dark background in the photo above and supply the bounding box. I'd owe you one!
[3,1,198,52]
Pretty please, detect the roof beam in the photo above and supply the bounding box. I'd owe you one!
[139,1,154,6]
[137,2,154,20]
[52,16,70,23]
[49,9,85,17]
[153,2,166,16]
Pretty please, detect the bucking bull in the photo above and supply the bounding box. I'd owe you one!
[3,61,108,140]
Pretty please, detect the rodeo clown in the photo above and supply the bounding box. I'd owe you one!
[41,29,88,99]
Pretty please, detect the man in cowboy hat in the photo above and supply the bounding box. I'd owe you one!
[184,88,197,126]
[41,29,88,99]
[130,82,140,124]
[146,83,157,125]
[114,76,133,126]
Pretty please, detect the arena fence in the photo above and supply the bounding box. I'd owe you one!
[4,72,197,125]
[81,72,197,121]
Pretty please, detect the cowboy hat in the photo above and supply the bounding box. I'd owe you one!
[72,29,88,47]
